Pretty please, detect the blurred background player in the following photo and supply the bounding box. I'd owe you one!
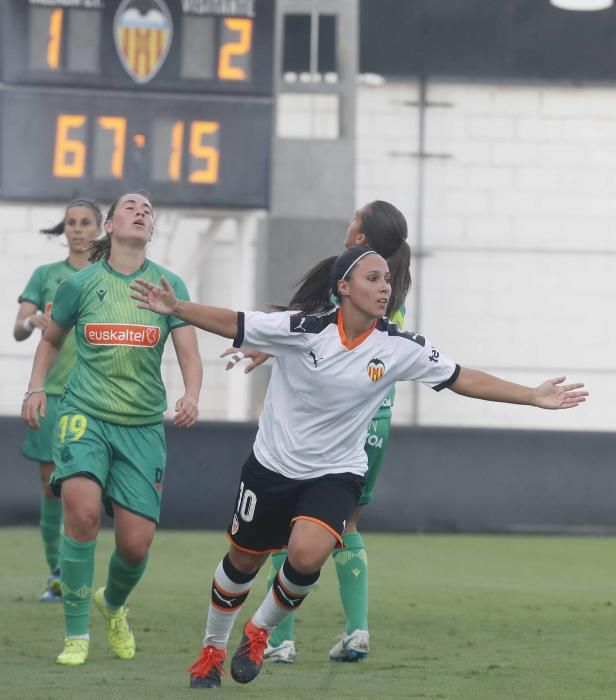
[21,191,202,666]
[225,200,410,662]
[130,245,587,690]
[14,198,102,602]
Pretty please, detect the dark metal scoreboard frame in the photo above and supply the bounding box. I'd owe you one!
[0,0,274,208]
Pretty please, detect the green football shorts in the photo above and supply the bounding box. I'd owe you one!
[21,394,61,464]
[360,414,392,505]
[50,400,166,523]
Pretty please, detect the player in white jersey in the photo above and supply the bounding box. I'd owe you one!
[225,200,411,663]
[130,245,587,690]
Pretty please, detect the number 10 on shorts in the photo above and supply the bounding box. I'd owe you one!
[236,481,257,522]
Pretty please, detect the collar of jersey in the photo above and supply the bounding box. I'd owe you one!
[102,258,149,280]
[64,258,82,273]
[337,309,377,350]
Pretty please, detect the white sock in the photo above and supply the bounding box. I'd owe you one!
[252,559,319,631]
[204,556,256,648]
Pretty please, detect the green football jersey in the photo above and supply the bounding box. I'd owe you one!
[51,259,190,425]
[19,260,80,396]
[375,305,406,419]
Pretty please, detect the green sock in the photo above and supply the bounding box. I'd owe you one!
[267,550,296,647]
[40,497,63,573]
[332,532,368,634]
[60,535,96,637]
[104,550,148,608]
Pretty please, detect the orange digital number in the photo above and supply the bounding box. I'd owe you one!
[47,8,63,70]
[53,114,86,178]
[218,18,252,81]
[188,121,220,184]
[97,117,127,178]
[168,121,185,181]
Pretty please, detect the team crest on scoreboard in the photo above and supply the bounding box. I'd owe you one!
[114,0,173,84]
[367,358,385,382]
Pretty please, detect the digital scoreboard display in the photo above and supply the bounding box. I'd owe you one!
[0,0,274,207]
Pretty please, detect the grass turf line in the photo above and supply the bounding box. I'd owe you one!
[2,528,616,699]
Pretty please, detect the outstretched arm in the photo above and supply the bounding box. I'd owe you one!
[131,276,238,339]
[450,368,588,410]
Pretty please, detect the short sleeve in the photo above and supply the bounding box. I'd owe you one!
[167,275,191,330]
[18,266,45,308]
[51,275,81,328]
[234,310,311,355]
[395,333,460,391]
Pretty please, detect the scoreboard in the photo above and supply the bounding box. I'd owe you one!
[0,0,274,207]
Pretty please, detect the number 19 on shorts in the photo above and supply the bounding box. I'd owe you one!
[58,414,87,442]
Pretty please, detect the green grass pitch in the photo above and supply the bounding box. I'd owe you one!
[2,528,616,699]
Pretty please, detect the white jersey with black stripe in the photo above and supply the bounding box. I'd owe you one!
[235,308,459,480]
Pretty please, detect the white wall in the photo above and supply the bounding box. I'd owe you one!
[357,80,615,431]
[2,80,614,431]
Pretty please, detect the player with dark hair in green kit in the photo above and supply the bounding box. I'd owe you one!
[15,198,102,602]
[22,191,203,667]
[224,201,411,662]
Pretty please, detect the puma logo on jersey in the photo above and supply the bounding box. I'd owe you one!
[307,350,324,367]
[367,358,385,382]
[96,289,107,302]
[85,323,161,347]
[295,317,307,331]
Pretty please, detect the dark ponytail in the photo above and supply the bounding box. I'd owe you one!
[40,197,102,237]
[281,246,379,314]
[359,200,411,316]
[384,241,411,317]
[88,235,111,262]
[280,256,338,314]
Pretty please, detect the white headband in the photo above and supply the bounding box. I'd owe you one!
[340,250,375,282]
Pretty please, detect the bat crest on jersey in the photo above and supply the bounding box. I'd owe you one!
[114,0,173,84]
[85,323,161,347]
[367,358,385,382]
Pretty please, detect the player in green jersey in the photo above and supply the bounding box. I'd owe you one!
[14,198,103,602]
[223,201,411,663]
[22,191,203,667]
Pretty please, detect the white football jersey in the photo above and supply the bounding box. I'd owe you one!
[236,309,459,480]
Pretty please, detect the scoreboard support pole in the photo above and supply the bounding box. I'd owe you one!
[260,0,359,310]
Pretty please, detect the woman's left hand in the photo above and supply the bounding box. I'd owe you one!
[174,395,199,428]
[533,376,588,410]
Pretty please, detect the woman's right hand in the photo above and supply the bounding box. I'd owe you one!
[21,391,46,430]
[220,347,271,373]
[130,275,178,316]
[29,313,50,331]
